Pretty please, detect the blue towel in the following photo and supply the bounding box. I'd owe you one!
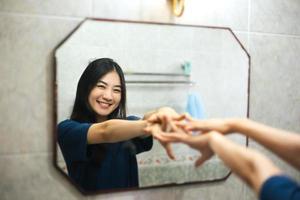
[185,93,205,119]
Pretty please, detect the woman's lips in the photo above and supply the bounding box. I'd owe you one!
[97,100,112,109]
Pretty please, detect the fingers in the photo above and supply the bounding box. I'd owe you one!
[195,155,208,167]
[162,115,170,132]
[167,118,180,132]
[147,111,186,124]
[151,128,176,160]
[147,114,187,133]
[194,151,214,167]
[157,132,186,143]
[152,131,168,141]
[143,124,153,134]
[182,113,193,121]
[172,114,207,133]
[147,113,159,123]
[174,121,195,135]
[146,115,217,167]
[171,113,187,121]
[184,120,210,133]
[164,143,175,160]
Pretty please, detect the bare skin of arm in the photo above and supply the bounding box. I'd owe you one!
[87,119,148,144]
[181,117,300,170]
[208,132,282,194]
[155,130,282,195]
[87,107,179,144]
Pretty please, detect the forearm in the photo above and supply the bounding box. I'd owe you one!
[88,119,148,144]
[209,132,281,194]
[228,118,300,169]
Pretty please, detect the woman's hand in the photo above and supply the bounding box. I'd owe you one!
[144,122,176,159]
[176,115,235,135]
[146,107,183,127]
[145,115,191,160]
[154,128,217,167]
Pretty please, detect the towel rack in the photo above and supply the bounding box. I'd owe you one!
[124,72,195,85]
[124,72,190,77]
[126,80,195,85]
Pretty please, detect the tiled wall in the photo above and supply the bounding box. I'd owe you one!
[0,1,299,200]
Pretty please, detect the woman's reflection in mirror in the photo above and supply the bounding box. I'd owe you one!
[57,58,178,191]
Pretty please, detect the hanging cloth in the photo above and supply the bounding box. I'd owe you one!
[185,93,205,119]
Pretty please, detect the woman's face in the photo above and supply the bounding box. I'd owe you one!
[88,70,122,122]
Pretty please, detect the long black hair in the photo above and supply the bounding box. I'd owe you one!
[70,58,127,165]
[71,58,127,122]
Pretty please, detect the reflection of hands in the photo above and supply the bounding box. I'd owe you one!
[177,115,233,135]
[145,122,176,159]
[154,130,217,167]
[145,115,190,160]
[147,107,183,125]
[145,108,232,165]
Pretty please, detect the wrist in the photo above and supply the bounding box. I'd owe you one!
[140,119,148,129]
[229,118,249,134]
[208,131,223,148]
[225,118,243,134]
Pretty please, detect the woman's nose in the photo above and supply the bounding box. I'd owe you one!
[102,89,113,101]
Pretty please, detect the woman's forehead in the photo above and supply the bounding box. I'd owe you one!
[98,71,121,85]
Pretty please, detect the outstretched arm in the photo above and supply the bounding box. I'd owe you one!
[182,117,300,170]
[87,107,180,144]
[87,119,149,144]
[156,130,282,195]
[230,119,300,170]
[208,132,282,194]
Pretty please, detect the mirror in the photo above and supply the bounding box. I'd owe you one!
[53,18,250,194]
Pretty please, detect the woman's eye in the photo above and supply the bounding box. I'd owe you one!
[114,89,121,93]
[97,85,105,89]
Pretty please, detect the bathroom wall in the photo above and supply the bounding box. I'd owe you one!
[0,1,299,200]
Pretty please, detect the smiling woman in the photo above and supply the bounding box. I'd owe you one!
[57,58,179,191]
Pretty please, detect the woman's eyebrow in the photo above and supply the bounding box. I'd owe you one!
[97,80,108,85]
[114,85,121,88]
[98,80,121,88]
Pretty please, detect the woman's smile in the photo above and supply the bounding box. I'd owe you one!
[96,100,113,109]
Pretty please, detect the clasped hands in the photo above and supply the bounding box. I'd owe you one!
[145,107,231,167]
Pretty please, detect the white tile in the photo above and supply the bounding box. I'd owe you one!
[92,0,142,20]
[248,33,300,190]
[249,33,300,132]
[0,0,92,17]
[251,0,300,35]
[0,154,83,200]
[0,14,81,154]
[92,0,249,31]
[174,0,249,31]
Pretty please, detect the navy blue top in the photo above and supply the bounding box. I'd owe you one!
[57,116,153,191]
[260,175,300,200]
